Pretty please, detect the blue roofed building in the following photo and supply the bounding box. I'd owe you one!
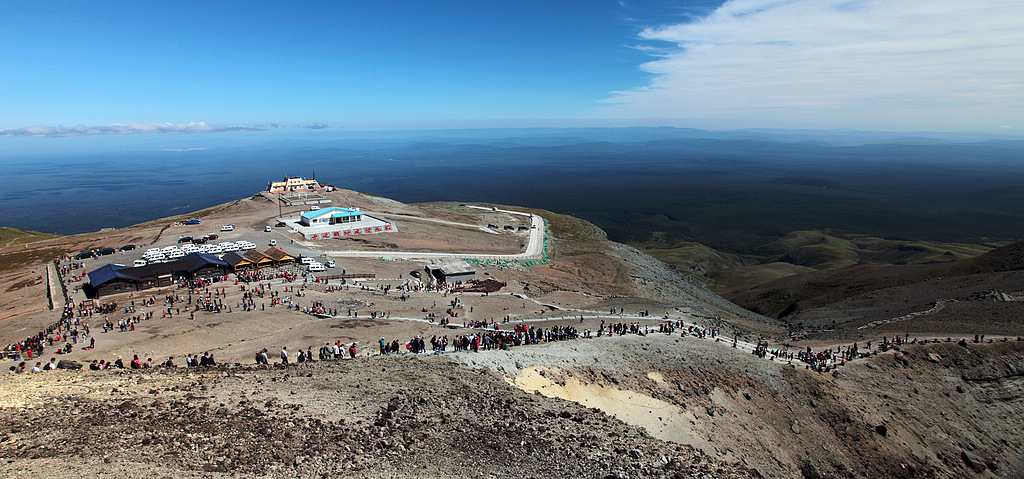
[299,207,364,227]
[286,205,396,240]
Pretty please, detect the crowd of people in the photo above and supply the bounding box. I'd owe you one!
[13,255,1021,381]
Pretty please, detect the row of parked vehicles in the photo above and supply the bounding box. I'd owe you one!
[136,241,258,266]
[178,233,221,244]
[74,244,136,260]
[298,256,335,272]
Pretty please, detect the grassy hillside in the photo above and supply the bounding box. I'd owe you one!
[0,227,60,248]
[641,229,1004,307]
[719,239,1024,319]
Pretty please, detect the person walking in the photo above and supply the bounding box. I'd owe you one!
[281,346,289,364]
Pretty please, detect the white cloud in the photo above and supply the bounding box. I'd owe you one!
[603,0,1024,131]
[0,121,260,137]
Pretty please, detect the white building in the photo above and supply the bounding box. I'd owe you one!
[290,206,396,240]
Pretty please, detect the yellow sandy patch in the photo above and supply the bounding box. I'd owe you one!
[509,367,697,446]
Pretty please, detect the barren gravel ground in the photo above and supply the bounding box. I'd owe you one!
[453,334,1024,479]
[0,356,757,479]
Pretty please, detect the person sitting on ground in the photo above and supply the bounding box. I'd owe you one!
[130,355,141,369]
[31,362,42,373]
[142,358,152,368]
[164,356,175,367]
[90,360,100,371]
[46,358,57,370]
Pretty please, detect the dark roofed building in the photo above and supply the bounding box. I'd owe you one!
[86,264,138,297]
[87,252,229,298]
[424,260,476,285]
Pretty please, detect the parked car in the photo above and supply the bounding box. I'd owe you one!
[269,239,277,247]
[275,221,287,227]
[191,237,207,244]
[325,260,336,268]
[178,236,192,243]
[119,244,136,251]
[409,270,421,278]
[184,219,201,225]
[133,259,148,267]
[220,224,235,231]
[74,250,95,260]
[97,247,116,256]
[204,233,219,240]
[265,226,272,232]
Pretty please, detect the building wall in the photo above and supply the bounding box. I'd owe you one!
[268,177,320,193]
[96,279,137,297]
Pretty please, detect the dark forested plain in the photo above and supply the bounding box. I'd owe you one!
[3,129,1023,260]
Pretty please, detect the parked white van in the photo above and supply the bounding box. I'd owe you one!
[133,259,148,267]
[300,257,316,265]
[308,262,325,272]
[221,224,235,231]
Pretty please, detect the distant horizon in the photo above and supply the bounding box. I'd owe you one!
[3,123,1023,142]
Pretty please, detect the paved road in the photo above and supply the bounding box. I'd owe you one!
[322,206,545,261]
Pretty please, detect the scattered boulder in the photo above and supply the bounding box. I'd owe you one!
[56,359,82,370]
[961,450,987,473]
[799,460,823,479]
[874,424,887,437]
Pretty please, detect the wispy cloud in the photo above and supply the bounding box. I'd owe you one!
[0,121,261,138]
[604,0,1024,131]
[303,123,329,130]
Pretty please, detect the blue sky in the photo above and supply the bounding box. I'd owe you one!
[2,0,1022,134]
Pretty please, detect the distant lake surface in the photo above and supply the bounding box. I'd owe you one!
[4,130,1024,252]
